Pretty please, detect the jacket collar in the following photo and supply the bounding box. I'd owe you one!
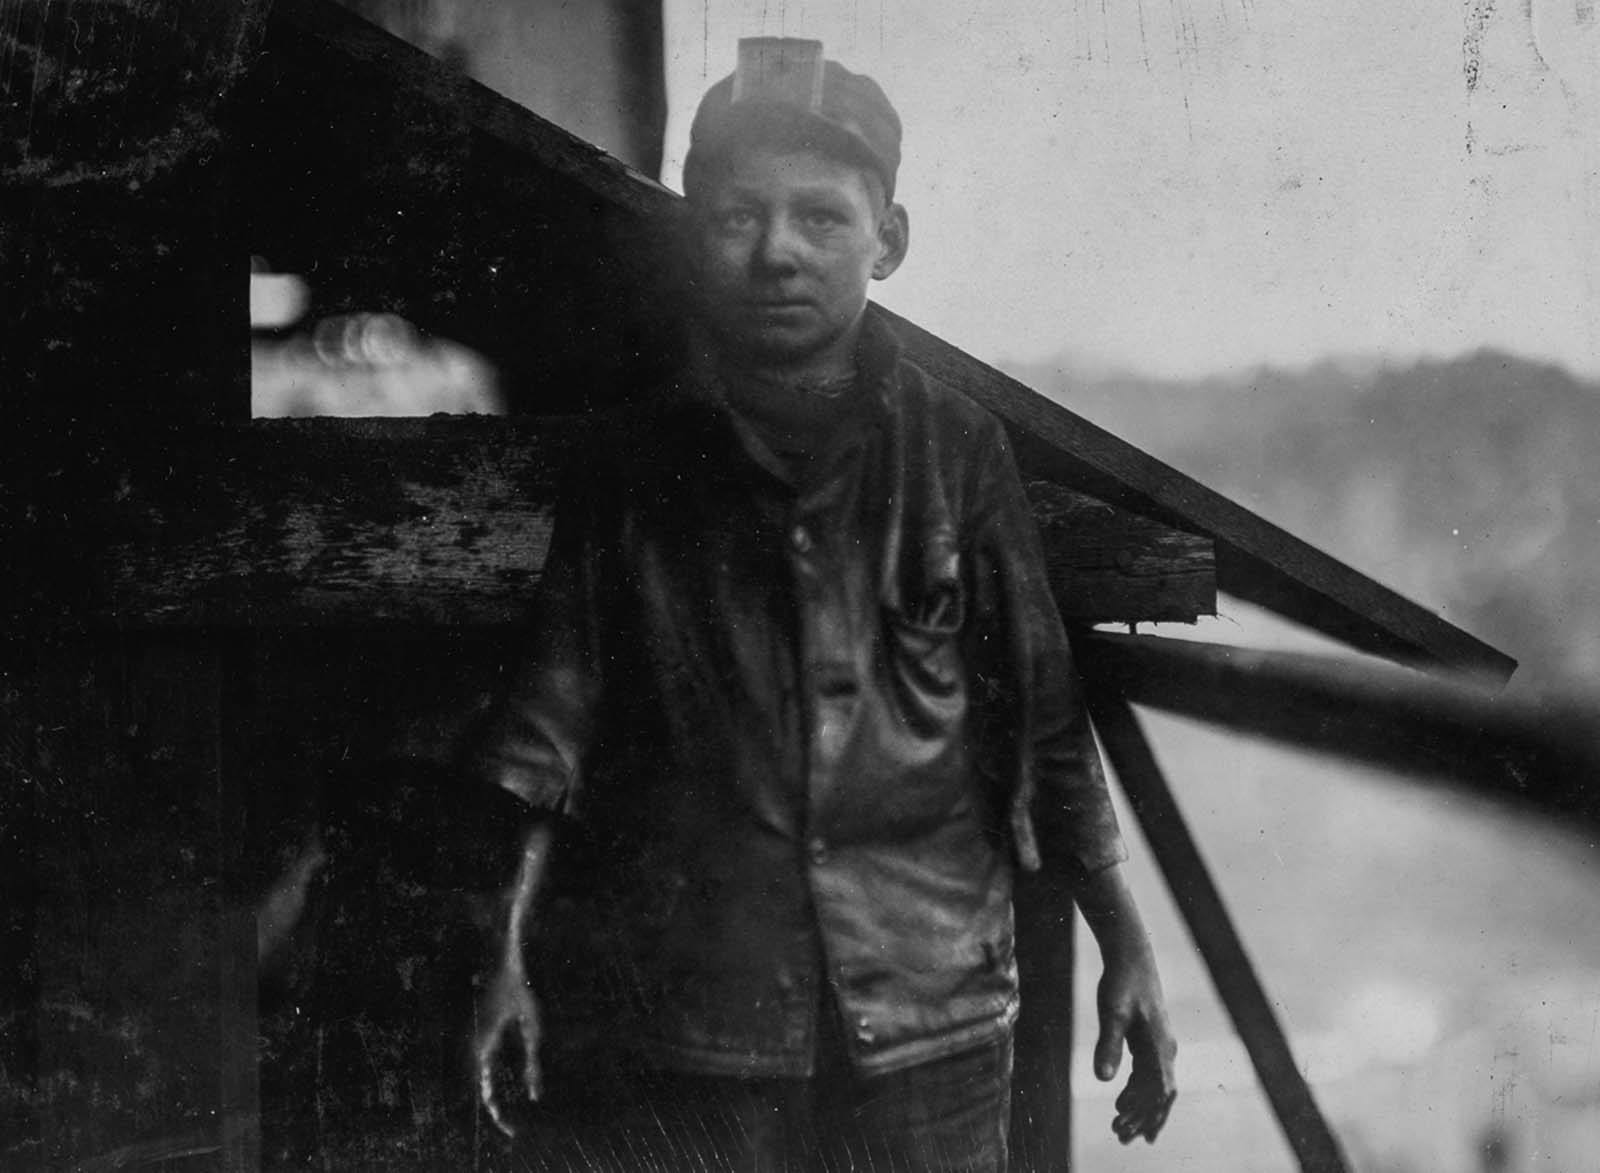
[671,306,902,488]
[680,304,901,405]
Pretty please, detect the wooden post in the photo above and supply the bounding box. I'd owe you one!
[3,5,267,1165]
[0,649,43,1166]
[1084,688,1351,1173]
[218,642,262,1172]
[1009,869,1078,1173]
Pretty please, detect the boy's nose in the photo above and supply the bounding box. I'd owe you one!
[754,217,804,272]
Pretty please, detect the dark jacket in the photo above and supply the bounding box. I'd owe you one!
[478,310,1125,1077]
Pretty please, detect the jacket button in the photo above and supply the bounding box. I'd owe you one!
[790,524,813,553]
[855,1018,875,1045]
[807,837,828,865]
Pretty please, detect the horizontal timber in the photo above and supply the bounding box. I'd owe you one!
[1078,631,1600,824]
[25,418,1213,632]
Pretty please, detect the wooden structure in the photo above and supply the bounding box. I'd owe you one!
[3,2,1545,1170]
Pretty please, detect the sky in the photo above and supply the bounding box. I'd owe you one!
[660,0,1600,380]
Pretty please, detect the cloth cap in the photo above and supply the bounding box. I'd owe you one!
[686,38,902,199]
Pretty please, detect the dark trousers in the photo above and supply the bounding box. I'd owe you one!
[513,1010,1014,1173]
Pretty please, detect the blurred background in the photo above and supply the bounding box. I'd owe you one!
[259,2,1600,1168]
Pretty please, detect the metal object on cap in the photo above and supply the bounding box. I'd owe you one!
[733,38,826,110]
[686,38,903,199]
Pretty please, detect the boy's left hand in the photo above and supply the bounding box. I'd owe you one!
[1094,948,1178,1143]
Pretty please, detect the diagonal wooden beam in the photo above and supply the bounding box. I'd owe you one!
[885,311,1515,684]
[1084,686,1352,1173]
[269,0,674,219]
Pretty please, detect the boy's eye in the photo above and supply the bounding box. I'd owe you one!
[715,207,758,230]
[802,209,845,228]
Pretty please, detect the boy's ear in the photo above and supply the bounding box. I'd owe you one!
[873,203,910,281]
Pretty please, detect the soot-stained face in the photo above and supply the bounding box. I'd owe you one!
[688,145,908,374]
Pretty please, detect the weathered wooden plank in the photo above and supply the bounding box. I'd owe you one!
[1085,688,1352,1173]
[1076,631,1600,823]
[1029,482,1212,623]
[40,419,1210,630]
[86,418,571,629]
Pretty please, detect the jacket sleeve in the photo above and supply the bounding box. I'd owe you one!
[469,468,608,816]
[967,417,1127,877]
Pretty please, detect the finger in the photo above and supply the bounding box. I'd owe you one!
[1113,1107,1154,1145]
[1113,1089,1175,1145]
[1112,1095,1150,1132]
[1112,1111,1142,1145]
[480,1062,516,1140]
[521,1028,543,1104]
[1131,1090,1175,1144]
[1141,1092,1175,1143]
[517,998,543,1102]
[1114,1071,1145,1113]
[1115,1112,1151,1142]
[1094,1010,1129,1082]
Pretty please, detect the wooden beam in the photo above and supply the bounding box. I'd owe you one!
[270,0,674,221]
[1030,482,1212,623]
[1009,870,1078,1173]
[1085,689,1352,1173]
[17,418,1210,632]
[261,0,1512,684]
[881,312,1517,684]
[76,418,570,630]
[1077,631,1600,824]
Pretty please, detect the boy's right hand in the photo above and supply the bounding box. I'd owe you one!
[473,964,545,1138]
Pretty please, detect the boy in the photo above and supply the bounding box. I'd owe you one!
[471,38,1176,1170]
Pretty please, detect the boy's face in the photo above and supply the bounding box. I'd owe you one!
[688,144,907,369]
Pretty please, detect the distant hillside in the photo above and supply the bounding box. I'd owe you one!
[1008,350,1600,693]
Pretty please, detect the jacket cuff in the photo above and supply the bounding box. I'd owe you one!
[482,758,572,815]
[1010,787,1128,877]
